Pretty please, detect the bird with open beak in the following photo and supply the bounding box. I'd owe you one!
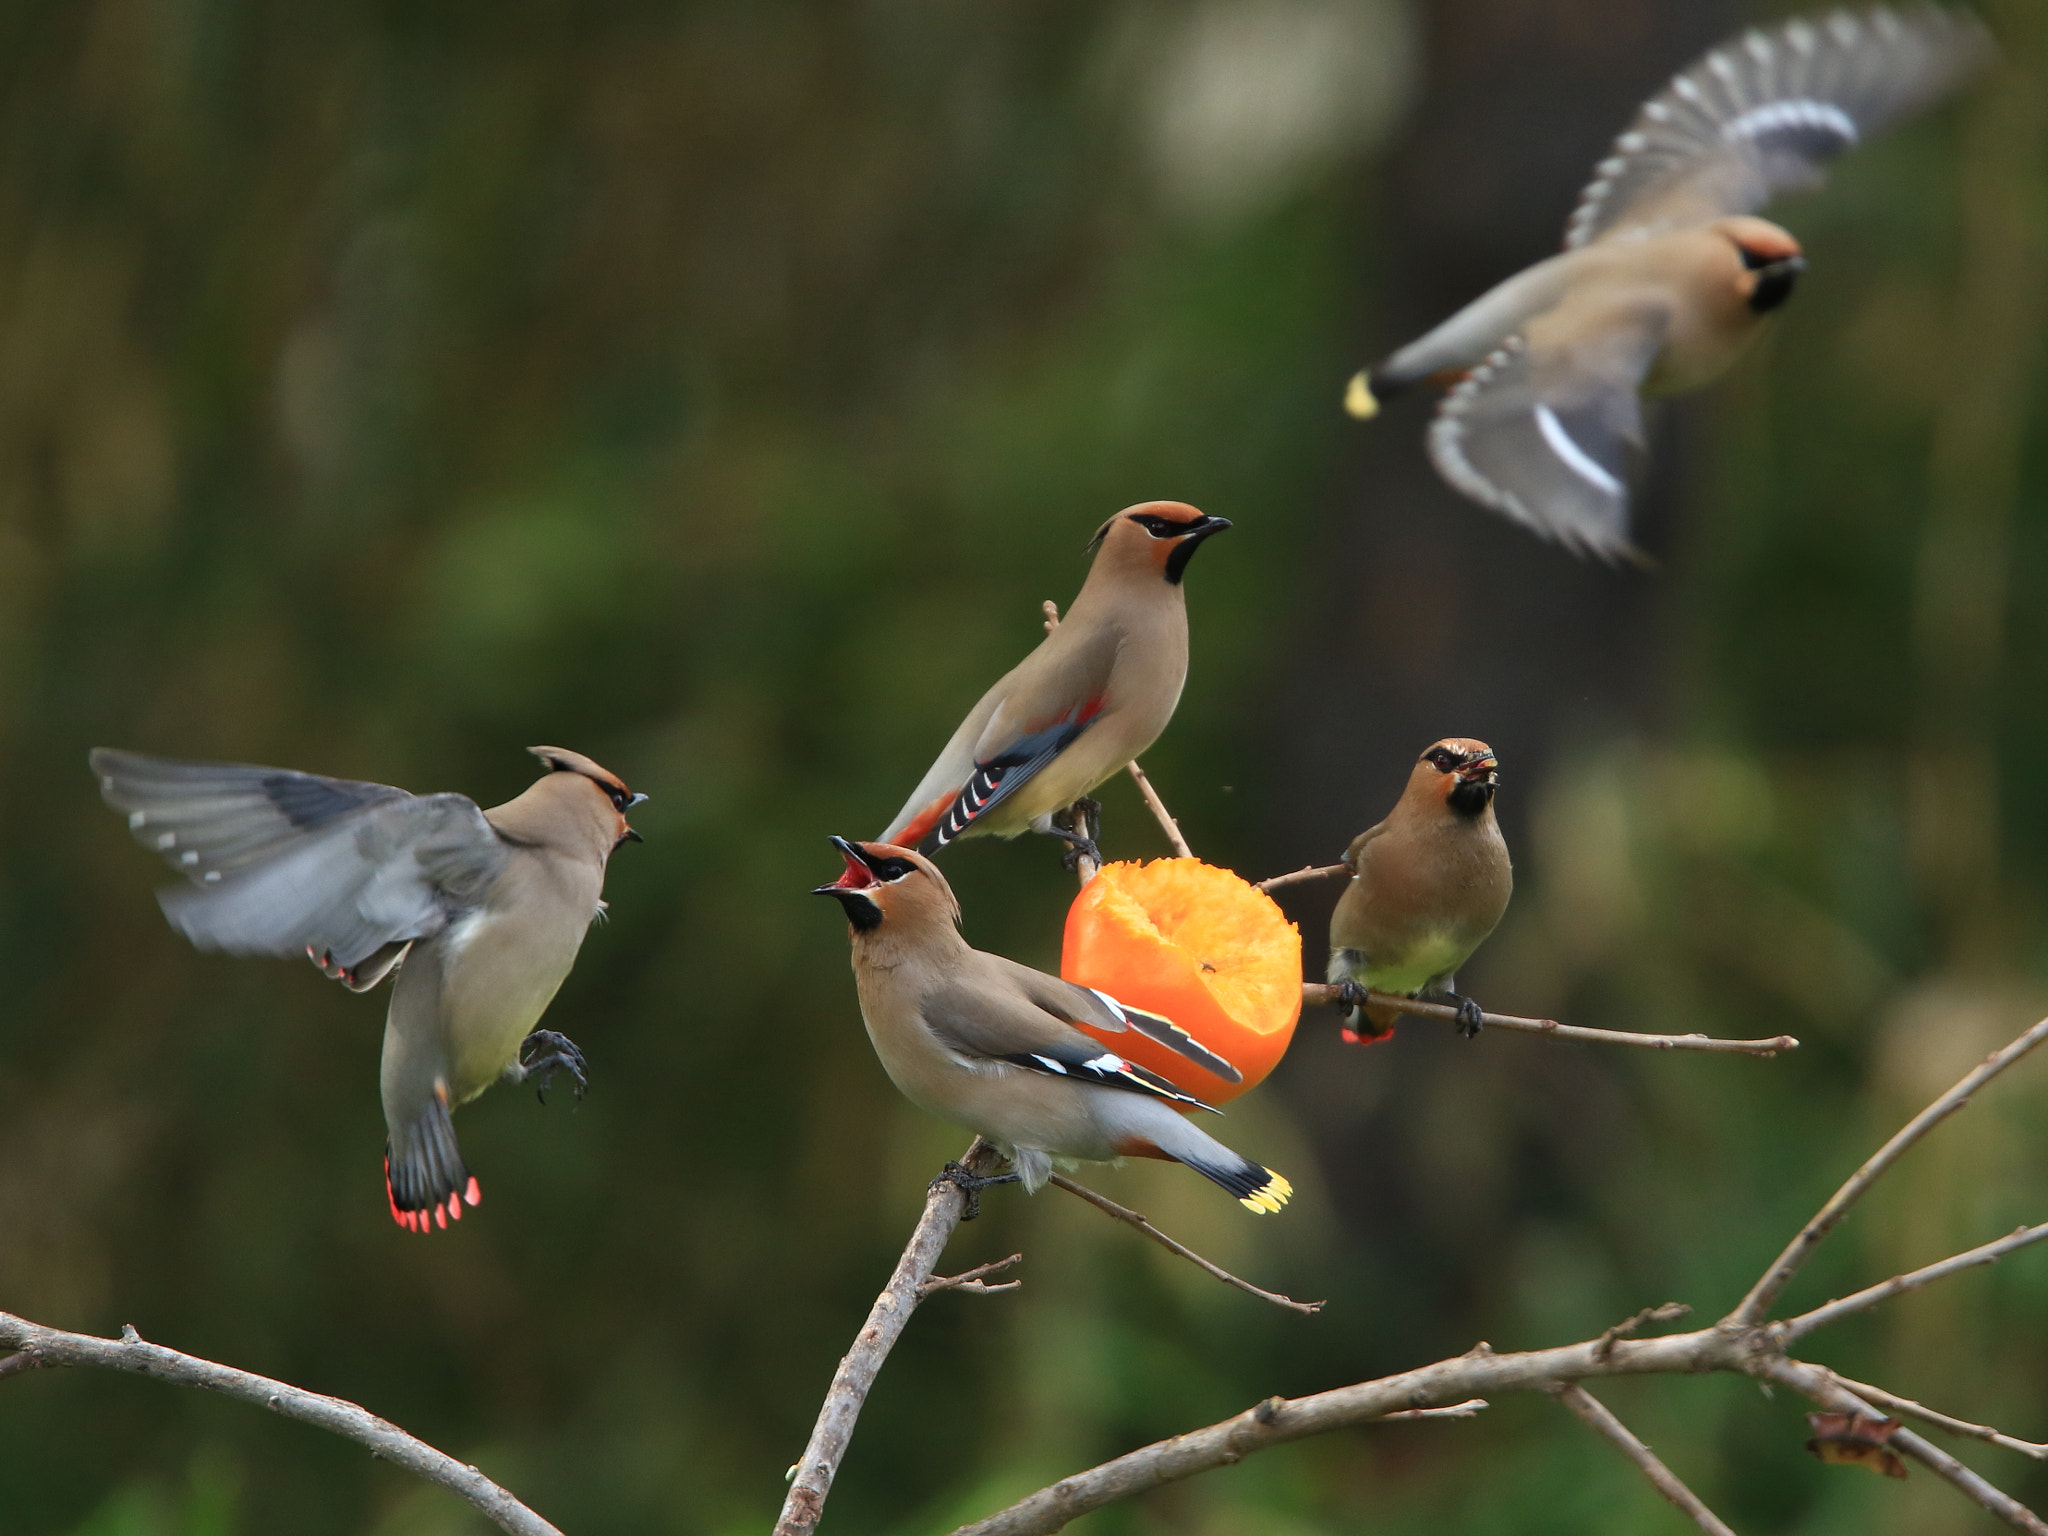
[1344,5,1990,560]
[92,745,645,1232]
[880,501,1230,866]
[815,837,1291,1214]
[1328,740,1513,1042]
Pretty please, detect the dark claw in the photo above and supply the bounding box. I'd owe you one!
[520,1029,588,1104]
[1058,835,1104,873]
[930,1160,1022,1221]
[1452,996,1485,1038]
[1053,798,1103,870]
[1334,979,1371,1014]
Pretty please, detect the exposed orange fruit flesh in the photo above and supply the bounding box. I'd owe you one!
[1061,858,1301,1104]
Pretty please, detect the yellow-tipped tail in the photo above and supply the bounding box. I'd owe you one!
[1238,1170,1293,1215]
[1343,371,1379,420]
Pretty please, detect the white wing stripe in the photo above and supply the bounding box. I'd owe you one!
[1534,405,1623,496]
[1721,98,1859,146]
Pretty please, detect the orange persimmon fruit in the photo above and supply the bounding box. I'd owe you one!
[1061,857,1301,1104]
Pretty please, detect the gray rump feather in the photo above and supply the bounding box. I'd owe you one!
[92,749,507,970]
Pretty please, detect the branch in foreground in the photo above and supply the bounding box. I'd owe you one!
[776,1139,1008,1536]
[948,1011,2048,1536]
[1298,984,1800,1055]
[0,1314,560,1536]
[1552,1383,1736,1536]
[1732,1012,2048,1327]
[1821,1371,2048,1461]
[1047,1174,1322,1315]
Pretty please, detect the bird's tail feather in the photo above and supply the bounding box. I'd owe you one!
[384,1093,479,1233]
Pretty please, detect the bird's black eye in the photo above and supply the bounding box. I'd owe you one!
[875,857,918,882]
[1131,514,1189,539]
[1739,247,1772,271]
[1425,748,1460,771]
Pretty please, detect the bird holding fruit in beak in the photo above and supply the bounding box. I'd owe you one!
[1328,739,1513,1043]
[92,745,645,1232]
[815,837,1290,1214]
[1344,5,1989,560]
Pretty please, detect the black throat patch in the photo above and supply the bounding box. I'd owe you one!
[1447,779,1497,819]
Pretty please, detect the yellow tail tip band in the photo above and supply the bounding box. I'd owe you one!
[1343,372,1379,420]
[1239,1172,1293,1214]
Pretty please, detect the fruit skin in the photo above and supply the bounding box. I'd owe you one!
[1060,858,1301,1105]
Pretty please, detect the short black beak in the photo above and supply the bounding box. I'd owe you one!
[627,791,649,809]
[1748,256,1806,314]
[622,827,644,843]
[1165,516,1232,584]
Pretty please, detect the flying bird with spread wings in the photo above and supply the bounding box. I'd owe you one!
[1345,5,1991,560]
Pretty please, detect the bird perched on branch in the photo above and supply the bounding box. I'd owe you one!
[1344,5,1991,560]
[880,501,1230,865]
[92,745,645,1232]
[1329,740,1513,1043]
[815,837,1290,1214]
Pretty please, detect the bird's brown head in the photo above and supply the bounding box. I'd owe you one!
[1414,738,1500,819]
[528,746,647,851]
[1086,501,1232,586]
[1714,216,1806,315]
[813,837,960,935]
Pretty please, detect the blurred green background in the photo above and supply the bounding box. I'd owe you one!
[3,0,2045,1531]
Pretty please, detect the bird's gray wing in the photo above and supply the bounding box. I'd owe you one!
[922,975,1218,1111]
[1426,304,1668,562]
[1567,7,1991,249]
[977,953,1243,1084]
[91,749,508,971]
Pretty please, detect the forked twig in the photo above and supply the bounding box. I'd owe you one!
[1758,1357,2048,1535]
[776,1139,1006,1536]
[1552,1383,1736,1536]
[1732,1013,2048,1326]
[1595,1302,1693,1361]
[1048,1174,1322,1314]
[919,1254,1024,1298]
[1299,984,1799,1055]
[0,1315,560,1536]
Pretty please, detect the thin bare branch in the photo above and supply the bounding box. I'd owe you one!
[1786,1222,2048,1340]
[1124,760,1193,858]
[1047,1173,1321,1314]
[1380,1397,1488,1421]
[1552,1383,1737,1536]
[1300,984,1799,1055]
[1256,863,1349,894]
[919,1254,1024,1299]
[776,1139,1004,1536]
[1732,1013,2048,1326]
[1820,1371,2048,1461]
[946,1327,1752,1536]
[0,1314,560,1536]
[1758,1357,2048,1535]
[1596,1303,1694,1362]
